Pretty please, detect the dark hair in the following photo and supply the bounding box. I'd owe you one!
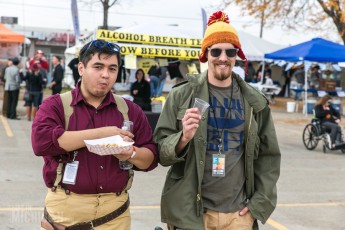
[12,57,20,65]
[79,40,121,67]
[53,55,61,62]
[316,94,332,106]
[135,68,145,80]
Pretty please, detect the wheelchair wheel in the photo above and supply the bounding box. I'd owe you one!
[302,124,319,150]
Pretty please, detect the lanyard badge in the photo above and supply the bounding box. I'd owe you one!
[212,154,225,177]
[62,151,79,185]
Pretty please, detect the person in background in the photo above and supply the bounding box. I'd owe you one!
[264,64,272,80]
[254,68,263,83]
[1,58,12,116]
[48,55,64,95]
[314,94,343,149]
[4,57,21,120]
[264,74,274,86]
[148,62,161,98]
[116,58,127,86]
[20,64,43,121]
[292,66,305,88]
[68,57,81,86]
[154,11,281,230]
[29,50,49,71]
[278,66,292,98]
[310,65,321,89]
[157,66,168,97]
[130,68,151,111]
[245,62,255,83]
[32,40,158,230]
[0,58,11,84]
[30,50,49,106]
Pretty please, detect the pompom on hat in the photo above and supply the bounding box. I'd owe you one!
[199,11,247,63]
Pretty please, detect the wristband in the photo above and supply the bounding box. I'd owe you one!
[130,147,136,158]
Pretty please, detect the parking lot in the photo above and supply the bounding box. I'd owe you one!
[0,97,345,230]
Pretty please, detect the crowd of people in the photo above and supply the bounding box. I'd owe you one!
[0,50,68,121]
[0,49,180,123]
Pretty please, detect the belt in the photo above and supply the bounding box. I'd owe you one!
[43,198,130,230]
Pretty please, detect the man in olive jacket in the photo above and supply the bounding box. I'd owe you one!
[154,11,281,230]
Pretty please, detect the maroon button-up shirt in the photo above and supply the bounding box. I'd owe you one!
[32,84,158,194]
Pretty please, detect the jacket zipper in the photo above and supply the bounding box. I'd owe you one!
[196,193,201,216]
[244,108,253,199]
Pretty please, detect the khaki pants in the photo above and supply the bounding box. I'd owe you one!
[168,209,254,230]
[42,189,130,230]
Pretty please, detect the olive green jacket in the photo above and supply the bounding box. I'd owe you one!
[153,71,281,230]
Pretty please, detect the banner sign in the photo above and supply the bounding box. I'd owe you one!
[97,30,202,48]
[119,45,201,60]
[71,0,80,38]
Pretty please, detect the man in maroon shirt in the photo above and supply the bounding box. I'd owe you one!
[32,40,158,230]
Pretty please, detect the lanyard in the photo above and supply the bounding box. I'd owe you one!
[208,81,234,155]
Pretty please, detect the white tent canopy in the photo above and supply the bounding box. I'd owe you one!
[238,30,283,61]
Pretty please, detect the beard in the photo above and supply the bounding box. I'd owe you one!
[213,61,232,81]
[214,72,231,81]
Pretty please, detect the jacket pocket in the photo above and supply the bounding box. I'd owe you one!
[162,161,185,195]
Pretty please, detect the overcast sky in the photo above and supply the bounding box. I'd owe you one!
[0,0,328,46]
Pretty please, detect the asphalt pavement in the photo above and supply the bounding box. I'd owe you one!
[0,94,345,230]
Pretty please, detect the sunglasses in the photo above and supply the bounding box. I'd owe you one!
[207,48,239,58]
[83,40,121,54]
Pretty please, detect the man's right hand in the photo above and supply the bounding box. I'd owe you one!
[181,108,202,142]
[175,108,201,154]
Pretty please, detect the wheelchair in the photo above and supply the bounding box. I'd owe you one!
[302,118,345,153]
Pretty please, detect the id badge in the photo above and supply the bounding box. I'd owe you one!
[62,161,79,185]
[212,154,225,177]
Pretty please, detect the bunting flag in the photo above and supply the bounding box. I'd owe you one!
[71,0,80,38]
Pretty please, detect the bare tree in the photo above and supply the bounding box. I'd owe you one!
[80,0,120,29]
[221,0,345,44]
[99,0,119,29]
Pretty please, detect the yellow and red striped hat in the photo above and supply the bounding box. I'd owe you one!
[199,11,246,63]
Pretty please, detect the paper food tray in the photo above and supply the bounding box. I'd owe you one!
[84,135,134,156]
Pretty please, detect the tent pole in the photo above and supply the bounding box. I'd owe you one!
[261,59,265,84]
[304,60,308,117]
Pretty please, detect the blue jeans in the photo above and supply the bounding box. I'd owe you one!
[150,75,159,97]
[157,78,166,96]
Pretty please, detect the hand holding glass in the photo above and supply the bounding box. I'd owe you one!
[119,120,134,170]
[193,98,210,116]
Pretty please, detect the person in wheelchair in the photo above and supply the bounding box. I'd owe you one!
[314,95,343,149]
